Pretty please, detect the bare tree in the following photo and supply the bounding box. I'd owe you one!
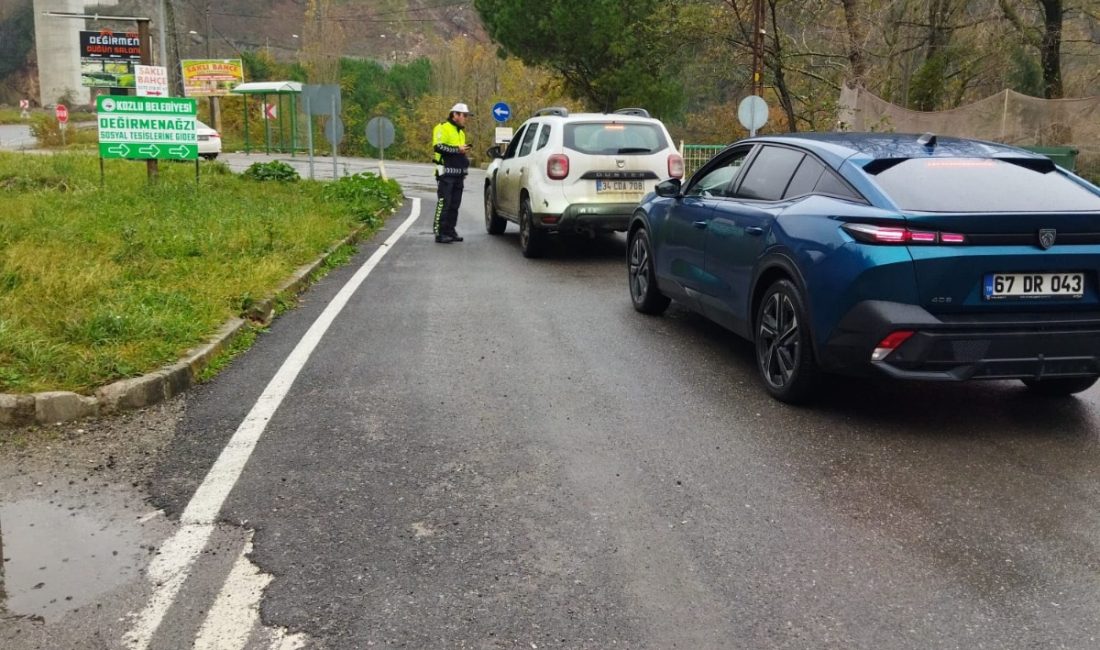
[301,0,344,84]
[1000,0,1065,97]
[839,0,868,84]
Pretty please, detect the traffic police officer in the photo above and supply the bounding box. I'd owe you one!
[432,103,473,243]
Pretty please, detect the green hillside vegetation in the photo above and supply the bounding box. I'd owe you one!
[6,0,1098,154]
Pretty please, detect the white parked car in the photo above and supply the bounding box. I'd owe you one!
[483,107,683,258]
[196,120,221,160]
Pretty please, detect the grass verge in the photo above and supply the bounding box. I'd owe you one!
[0,152,402,394]
[0,108,28,125]
[197,326,260,384]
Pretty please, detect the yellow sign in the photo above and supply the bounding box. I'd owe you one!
[181,59,244,97]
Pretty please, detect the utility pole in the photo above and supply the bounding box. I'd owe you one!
[751,0,766,99]
[206,0,221,133]
[138,19,159,183]
[158,0,167,74]
[165,0,183,97]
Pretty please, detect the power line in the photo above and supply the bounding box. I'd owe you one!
[208,11,468,25]
[204,1,472,23]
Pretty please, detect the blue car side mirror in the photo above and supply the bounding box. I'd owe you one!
[655,178,682,198]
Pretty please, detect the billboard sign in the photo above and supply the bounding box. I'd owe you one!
[181,59,244,97]
[135,65,170,97]
[96,96,198,161]
[80,29,141,88]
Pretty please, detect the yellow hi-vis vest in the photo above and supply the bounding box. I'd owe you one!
[432,120,468,177]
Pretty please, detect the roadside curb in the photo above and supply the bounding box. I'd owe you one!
[0,221,375,430]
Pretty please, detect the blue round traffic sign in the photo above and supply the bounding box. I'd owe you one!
[491,102,512,123]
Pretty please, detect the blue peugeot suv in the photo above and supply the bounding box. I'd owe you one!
[627,133,1100,403]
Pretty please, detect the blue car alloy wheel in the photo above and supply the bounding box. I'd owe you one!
[628,131,1100,403]
[755,280,818,403]
[628,228,670,315]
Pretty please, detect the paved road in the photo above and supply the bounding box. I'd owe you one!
[0,124,35,150]
[9,165,1100,649]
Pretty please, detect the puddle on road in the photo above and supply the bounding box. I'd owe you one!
[1,480,160,622]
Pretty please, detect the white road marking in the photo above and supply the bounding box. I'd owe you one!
[123,523,215,648]
[192,536,270,650]
[123,198,423,649]
[271,629,309,650]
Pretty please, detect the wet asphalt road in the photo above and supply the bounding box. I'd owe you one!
[0,124,35,151]
[53,163,1100,647]
[143,164,1100,649]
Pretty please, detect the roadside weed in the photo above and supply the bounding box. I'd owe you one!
[0,152,401,393]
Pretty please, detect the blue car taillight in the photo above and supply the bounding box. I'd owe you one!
[871,330,915,362]
[843,222,967,245]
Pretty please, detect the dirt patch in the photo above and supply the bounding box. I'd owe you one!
[0,397,183,641]
[0,397,184,481]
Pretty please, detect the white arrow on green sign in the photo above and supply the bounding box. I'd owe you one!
[97,96,199,161]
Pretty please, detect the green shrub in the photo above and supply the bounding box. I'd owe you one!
[0,108,28,125]
[28,114,98,148]
[323,172,403,225]
[203,160,232,176]
[242,160,300,182]
[1077,155,1100,187]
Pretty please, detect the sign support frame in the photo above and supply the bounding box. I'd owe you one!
[42,11,158,183]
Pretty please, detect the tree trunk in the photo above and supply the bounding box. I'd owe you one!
[766,0,797,131]
[839,0,867,85]
[910,0,956,111]
[1038,0,1064,98]
[165,0,183,97]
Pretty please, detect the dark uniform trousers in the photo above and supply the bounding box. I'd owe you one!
[434,175,464,237]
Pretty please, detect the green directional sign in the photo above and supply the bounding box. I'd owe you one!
[96,96,198,161]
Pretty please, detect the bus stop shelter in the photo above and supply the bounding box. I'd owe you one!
[231,81,302,155]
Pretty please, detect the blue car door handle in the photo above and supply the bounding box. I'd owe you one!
[693,220,708,229]
[745,226,764,236]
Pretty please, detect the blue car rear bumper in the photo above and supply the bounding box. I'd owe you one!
[822,300,1100,381]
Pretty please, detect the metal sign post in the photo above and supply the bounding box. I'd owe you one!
[331,95,338,179]
[303,84,340,179]
[56,104,68,147]
[305,96,315,180]
[366,116,396,180]
[263,94,271,155]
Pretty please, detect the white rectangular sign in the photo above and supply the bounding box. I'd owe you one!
[135,65,170,98]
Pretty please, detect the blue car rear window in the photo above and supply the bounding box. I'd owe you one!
[871,158,1100,212]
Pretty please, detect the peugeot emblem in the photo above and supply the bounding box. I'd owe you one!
[616,159,626,169]
[1038,228,1057,250]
